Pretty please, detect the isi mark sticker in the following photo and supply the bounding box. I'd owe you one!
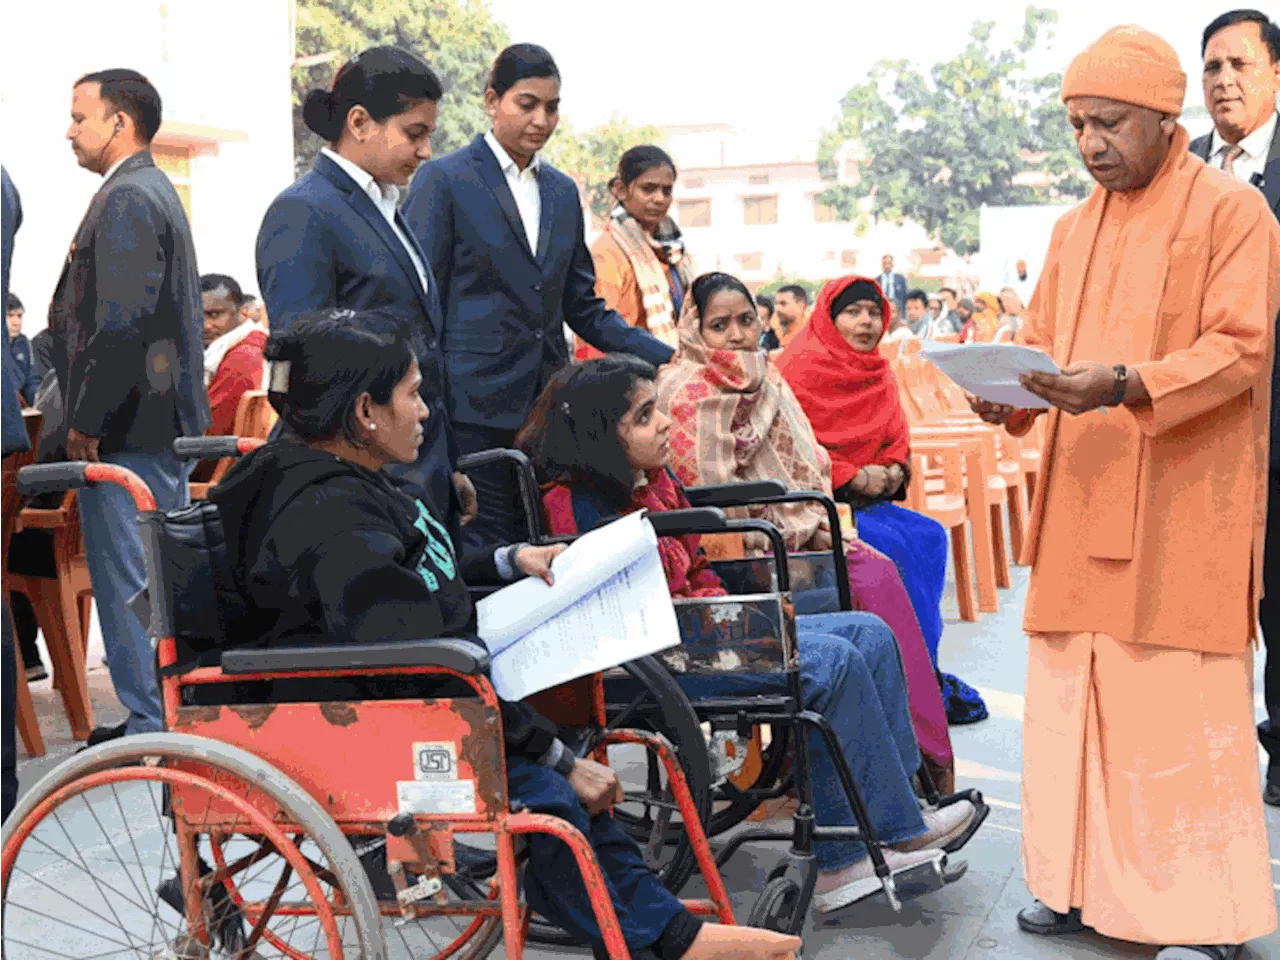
[413,741,459,781]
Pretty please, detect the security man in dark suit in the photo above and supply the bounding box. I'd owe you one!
[1190,9,1280,805]
[403,43,673,556]
[48,69,209,742]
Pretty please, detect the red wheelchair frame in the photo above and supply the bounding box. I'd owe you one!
[1,449,736,960]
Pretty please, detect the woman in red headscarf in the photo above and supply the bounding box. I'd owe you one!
[778,276,987,724]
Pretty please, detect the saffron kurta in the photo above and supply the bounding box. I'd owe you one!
[1012,126,1280,944]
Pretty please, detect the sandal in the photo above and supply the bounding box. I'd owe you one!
[1155,947,1242,960]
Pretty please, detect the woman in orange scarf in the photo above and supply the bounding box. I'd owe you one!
[778,276,987,724]
[577,146,694,361]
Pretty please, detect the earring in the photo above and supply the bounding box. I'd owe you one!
[368,423,377,431]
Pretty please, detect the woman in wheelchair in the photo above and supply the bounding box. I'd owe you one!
[652,271,954,791]
[517,356,981,914]
[209,313,803,959]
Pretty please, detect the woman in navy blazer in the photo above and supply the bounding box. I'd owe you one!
[403,43,673,549]
[256,47,472,523]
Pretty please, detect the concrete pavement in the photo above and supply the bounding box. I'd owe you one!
[11,565,1280,958]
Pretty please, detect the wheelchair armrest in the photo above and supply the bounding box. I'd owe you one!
[219,638,491,676]
[684,480,787,507]
[647,507,729,537]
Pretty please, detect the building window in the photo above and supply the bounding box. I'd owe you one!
[840,250,858,268]
[152,144,193,222]
[677,198,711,228]
[749,172,770,185]
[743,195,778,225]
[734,252,763,271]
[813,198,837,223]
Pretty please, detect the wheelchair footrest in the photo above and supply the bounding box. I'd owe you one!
[935,788,989,855]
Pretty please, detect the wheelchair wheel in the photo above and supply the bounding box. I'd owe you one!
[603,655,712,894]
[2,732,384,959]
[747,876,804,936]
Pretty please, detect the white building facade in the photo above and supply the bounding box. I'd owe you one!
[664,124,938,289]
[1,0,296,328]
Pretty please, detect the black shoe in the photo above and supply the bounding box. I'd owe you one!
[81,721,129,749]
[1265,779,1280,807]
[24,663,47,683]
[157,858,246,951]
[1017,900,1086,936]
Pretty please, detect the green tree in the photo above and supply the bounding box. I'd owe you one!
[542,117,667,221]
[292,0,509,176]
[818,7,1088,255]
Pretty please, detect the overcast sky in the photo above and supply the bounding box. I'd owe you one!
[487,0,1237,156]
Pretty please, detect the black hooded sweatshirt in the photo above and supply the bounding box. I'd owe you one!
[210,439,558,763]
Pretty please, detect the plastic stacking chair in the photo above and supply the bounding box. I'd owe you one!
[904,442,979,622]
[190,391,278,500]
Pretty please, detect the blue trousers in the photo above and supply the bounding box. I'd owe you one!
[855,502,949,665]
[508,755,686,955]
[77,449,190,734]
[678,612,926,871]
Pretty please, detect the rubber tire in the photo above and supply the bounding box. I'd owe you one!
[748,876,804,936]
[2,732,387,959]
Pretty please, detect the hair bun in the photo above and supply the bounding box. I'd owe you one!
[301,88,342,142]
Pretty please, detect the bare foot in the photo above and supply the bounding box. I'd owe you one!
[682,922,803,959]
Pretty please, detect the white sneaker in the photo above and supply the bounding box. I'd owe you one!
[895,799,975,852]
[813,847,946,913]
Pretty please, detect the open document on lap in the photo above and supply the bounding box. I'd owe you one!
[476,511,682,700]
[920,341,1060,408]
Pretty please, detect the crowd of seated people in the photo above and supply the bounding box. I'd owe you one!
[515,354,979,911]
[208,312,805,960]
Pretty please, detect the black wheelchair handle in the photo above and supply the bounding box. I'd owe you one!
[456,447,533,473]
[455,447,547,542]
[684,480,787,507]
[647,507,729,536]
[173,437,243,461]
[16,462,90,497]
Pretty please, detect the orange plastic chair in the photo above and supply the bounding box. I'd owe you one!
[191,391,278,500]
[904,442,978,622]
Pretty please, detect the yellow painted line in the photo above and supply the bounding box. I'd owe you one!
[982,822,1023,836]
[984,797,1022,812]
[971,686,1025,722]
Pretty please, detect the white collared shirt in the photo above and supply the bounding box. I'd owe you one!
[484,130,542,253]
[321,147,431,298]
[1209,110,1277,185]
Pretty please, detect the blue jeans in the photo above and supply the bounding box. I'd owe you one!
[77,449,190,734]
[508,755,687,955]
[678,611,926,871]
[856,502,949,665]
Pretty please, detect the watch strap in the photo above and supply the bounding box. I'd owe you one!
[1109,365,1128,406]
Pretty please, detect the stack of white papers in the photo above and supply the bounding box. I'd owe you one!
[475,512,681,701]
[918,341,1060,409]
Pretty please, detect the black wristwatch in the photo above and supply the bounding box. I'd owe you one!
[1109,365,1128,407]
[553,743,577,778]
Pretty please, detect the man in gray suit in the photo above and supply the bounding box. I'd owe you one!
[49,69,209,742]
[1190,8,1280,807]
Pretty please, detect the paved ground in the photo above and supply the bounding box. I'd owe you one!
[12,564,1280,958]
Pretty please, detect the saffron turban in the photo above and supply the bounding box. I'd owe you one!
[1061,25,1186,116]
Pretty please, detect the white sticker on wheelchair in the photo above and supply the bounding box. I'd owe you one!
[397,780,477,815]
[412,741,459,781]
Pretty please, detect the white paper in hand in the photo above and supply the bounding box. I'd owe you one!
[918,341,1060,409]
[475,512,681,701]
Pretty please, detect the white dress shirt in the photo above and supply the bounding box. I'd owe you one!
[1209,110,1277,185]
[321,148,432,298]
[484,130,542,253]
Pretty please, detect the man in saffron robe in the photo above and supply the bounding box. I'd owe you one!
[968,25,1280,960]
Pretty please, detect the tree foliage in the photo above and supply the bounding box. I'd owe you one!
[542,117,667,222]
[818,7,1088,254]
[292,0,509,176]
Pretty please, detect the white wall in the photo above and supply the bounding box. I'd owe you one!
[0,0,295,330]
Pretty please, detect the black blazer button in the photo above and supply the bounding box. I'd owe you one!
[533,283,543,293]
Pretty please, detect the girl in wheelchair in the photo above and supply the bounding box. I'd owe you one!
[209,313,802,959]
[518,356,982,914]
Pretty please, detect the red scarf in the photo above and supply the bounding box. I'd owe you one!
[776,275,910,489]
